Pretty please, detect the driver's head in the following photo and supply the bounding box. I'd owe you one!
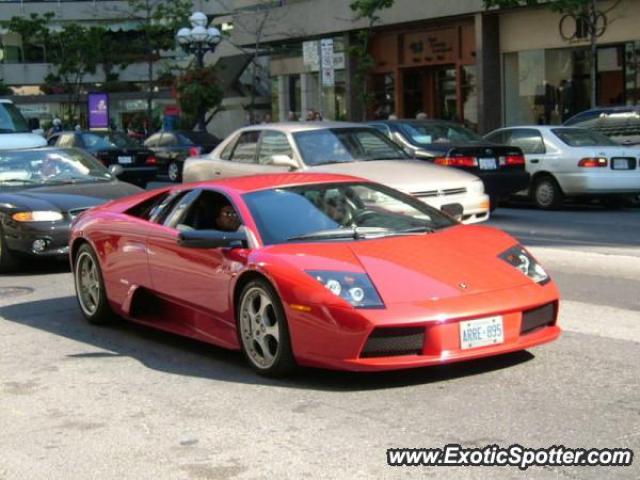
[216,204,241,232]
[41,157,59,177]
[325,194,348,224]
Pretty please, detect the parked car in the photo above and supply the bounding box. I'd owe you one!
[48,130,157,187]
[0,147,142,272]
[144,130,221,182]
[484,126,640,209]
[70,173,560,376]
[367,119,530,211]
[564,106,640,146]
[0,99,47,149]
[183,122,490,224]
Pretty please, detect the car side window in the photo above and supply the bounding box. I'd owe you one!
[58,134,76,148]
[219,136,237,160]
[486,131,507,145]
[149,190,192,225]
[174,189,243,231]
[47,135,59,146]
[370,124,392,138]
[162,190,202,228]
[257,130,293,164]
[126,191,171,220]
[508,129,546,154]
[230,131,260,163]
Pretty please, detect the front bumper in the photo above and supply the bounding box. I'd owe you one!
[556,172,640,196]
[3,220,70,258]
[286,282,560,372]
[415,191,490,224]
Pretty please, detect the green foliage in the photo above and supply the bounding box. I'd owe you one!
[484,0,593,14]
[349,0,395,118]
[175,66,223,125]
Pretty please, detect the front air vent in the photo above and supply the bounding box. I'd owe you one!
[360,327,424,358]
[521,302,557,335]
[412,187,467,198]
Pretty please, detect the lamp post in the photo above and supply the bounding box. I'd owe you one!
[176,12,222,131]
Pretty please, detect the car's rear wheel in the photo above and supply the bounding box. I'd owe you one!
[167,161,182,183]
[74,243,114,325]
[0,227,19,273]
[237,279,296,377]
[533,176,563,210]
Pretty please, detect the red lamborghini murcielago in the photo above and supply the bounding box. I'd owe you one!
[70,173,560,376]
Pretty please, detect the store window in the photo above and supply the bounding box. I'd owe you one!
[371,73,395,119]
[504,47,592,126]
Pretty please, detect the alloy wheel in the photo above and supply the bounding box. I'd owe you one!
[239,287,281,370]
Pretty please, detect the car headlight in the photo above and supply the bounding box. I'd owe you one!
[305,270,384,308]
[12,211,64,222]
[499,245,550,285]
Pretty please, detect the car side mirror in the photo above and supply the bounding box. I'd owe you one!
[108,164,124,177]
[270,154,298,170]
[178,229,248,249]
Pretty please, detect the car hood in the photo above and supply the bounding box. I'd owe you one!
[307,160,482,194]
[0,133,47,150]
[265,225,535,305]
[0,181,142,212]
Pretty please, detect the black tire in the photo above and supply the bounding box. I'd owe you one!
[236,278,296,377]
[489,195,499,213]
[532,176,563,210]
[73,243,114,325]
[0,228,19,273]
[167,161,182,183]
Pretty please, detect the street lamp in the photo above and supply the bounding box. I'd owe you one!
[175,12,222,131]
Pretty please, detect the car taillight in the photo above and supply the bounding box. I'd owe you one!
[578,157,608,168]
[434,156,478,167]
[146,155,157,166]
[189,146,202,157]
[505,154,525,166]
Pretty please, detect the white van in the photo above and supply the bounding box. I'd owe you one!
[0,99,47,149]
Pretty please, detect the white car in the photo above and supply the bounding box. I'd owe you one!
[183,122,490,223]
[0,99,47,150]
[485,126,640,209]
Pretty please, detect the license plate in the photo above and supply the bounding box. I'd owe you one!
[118,156,133,164]
[479,158,497,170]
[460,316,504,350]
[613,158,629,170]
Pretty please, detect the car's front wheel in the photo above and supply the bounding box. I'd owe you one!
[533,176,563,210]
[74,243,114,325]
[167,161,182,183]
[237,279,296,377]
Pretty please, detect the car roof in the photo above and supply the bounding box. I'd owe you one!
[235,121,367,134]
[368,119,461,126]
[0,99,13,104]
[187,172,370,194]
[491,125,584,132]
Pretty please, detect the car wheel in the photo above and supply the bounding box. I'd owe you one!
[237,279,296,377]
[167,161,182,183]
[533,176,563,210]
[489,195,499,213]
[74,243,114,325]
[0,228,19,273]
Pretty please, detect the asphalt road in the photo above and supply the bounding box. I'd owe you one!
[0,204,638,480]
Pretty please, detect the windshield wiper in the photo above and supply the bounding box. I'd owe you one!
[287,226,390,242]
[396,225,435,233]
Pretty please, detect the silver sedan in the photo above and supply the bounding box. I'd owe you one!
[485,126,640,209]
[183,122,490,224]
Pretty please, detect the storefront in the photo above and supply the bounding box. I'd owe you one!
[368,19,478,128]
[270,36,348,121]
[500,0,640,126]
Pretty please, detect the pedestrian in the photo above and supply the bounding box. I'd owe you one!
[287,111,298,121]
[261,113,272,124]
[313,111,323,121]
[305,109,316,122]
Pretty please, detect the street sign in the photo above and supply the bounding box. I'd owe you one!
[320,38,334,87]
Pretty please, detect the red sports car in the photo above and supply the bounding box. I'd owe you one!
[70,173,560,376]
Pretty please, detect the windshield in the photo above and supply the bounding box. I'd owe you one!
[243,182,455,245]
[81,132,141,149]
[0,103,30,133]
[293,128,408,166]
[398,122,483,145]
[551,128,619,147]
[0,148,113,187]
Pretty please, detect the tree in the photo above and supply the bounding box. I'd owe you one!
[484,0,622,108]
[349,0,394,120]
[175,66,224,130]
[121,0,193,128]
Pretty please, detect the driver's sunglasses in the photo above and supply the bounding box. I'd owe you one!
[221,210,238,218]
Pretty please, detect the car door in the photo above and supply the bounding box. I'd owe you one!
[145,188,240,344]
